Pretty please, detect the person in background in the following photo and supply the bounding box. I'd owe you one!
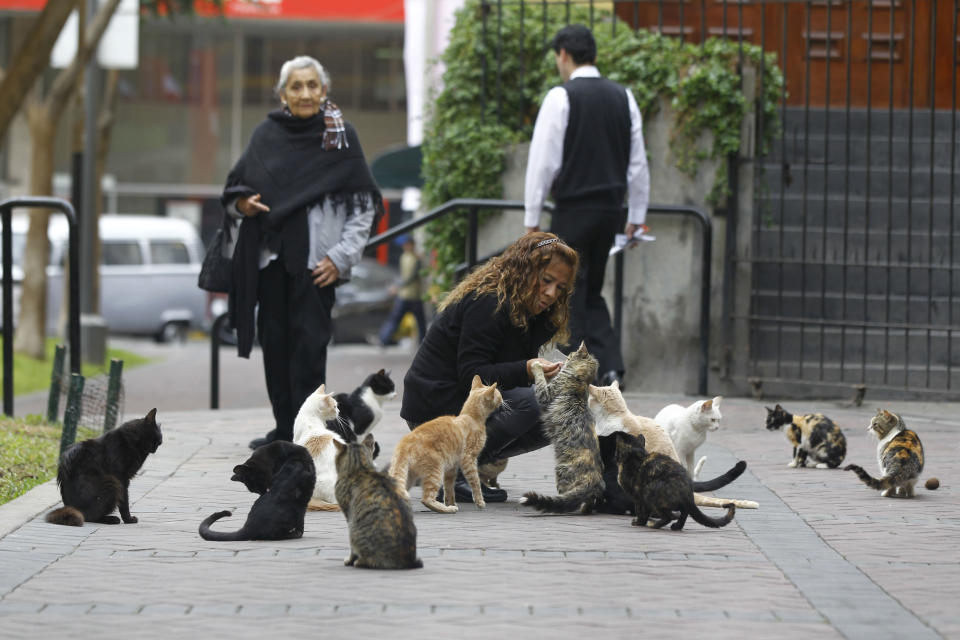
[373,234,427,346]
[220,55,382,450]
[523,23,650,388]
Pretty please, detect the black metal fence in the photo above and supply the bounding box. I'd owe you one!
[478,0,959,399]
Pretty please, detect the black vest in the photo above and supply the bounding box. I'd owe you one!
[553,76,631,212]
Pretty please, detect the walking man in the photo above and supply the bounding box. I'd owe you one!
[524,23,650,388]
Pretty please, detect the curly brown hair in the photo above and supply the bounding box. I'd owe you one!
[439,232,579,345]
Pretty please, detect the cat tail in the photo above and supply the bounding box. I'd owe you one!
[45,506,84,527]
[844,464,897,491]
[692,460,747,492]
[694,493,759,510]
[198,510,245,541]
[307,498,341,512]
[519,484,603,514]
[688,501,736,528]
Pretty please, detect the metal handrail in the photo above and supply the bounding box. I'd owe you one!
[209,198,712,407]
[1,197,80,417]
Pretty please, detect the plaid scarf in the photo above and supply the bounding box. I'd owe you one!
[322,99,349,151]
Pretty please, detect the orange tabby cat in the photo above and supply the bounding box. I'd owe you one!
[389,375,502,514]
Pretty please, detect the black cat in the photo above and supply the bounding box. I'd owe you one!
[614,431,736,531]
[325,369,395,459]
[199,441,315,541]
[45,408,163,527]
[231,440,310,495]
[596,433,747,515]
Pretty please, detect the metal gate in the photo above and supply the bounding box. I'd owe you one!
[745,0,960,400]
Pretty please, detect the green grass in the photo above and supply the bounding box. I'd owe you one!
[0,415,98,506]
[0,338,152,396]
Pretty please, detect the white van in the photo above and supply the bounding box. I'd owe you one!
[3,214,207,341]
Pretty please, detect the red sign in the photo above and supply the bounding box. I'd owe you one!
[0,0,403,22]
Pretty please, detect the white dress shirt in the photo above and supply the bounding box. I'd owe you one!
[523,65,650,230]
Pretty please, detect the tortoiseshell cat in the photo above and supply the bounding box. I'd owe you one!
[588,381,757,514]
[765,404,846,469]
[520,342,604,514]
[614,431,736,531]
[845,409,924,498]
[46,409,163,527]
[390,375,502,513]
[335,433,422,569]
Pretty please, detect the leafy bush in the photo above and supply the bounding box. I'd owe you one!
[421,0,783,289]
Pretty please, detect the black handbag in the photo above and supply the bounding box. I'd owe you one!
[197,226,232,293]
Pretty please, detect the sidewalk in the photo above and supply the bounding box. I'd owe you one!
[1,345,958,638]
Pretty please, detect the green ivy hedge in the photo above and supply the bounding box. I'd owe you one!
[422,0,784,290]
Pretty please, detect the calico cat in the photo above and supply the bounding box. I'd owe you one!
[334,433,422,569]
[614,431,736,531]
[199,441,315,541]
[390,375,502,514]
[766,404,847,469]
[655,396,723,479]
[588,381,757,514]
[46,408,163,527]
[520,342,605,515]
[290,384,345,511]
[845,409,924,498]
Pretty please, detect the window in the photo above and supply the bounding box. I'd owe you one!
[102,241,143,266]
[150,241,190,265]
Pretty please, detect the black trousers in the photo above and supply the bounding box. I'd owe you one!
[551,207,625,376]
[406,386,549,465]
[257,259,335,440]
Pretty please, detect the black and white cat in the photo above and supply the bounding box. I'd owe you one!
[327,369,396,443]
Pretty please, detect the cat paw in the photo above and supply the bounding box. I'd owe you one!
[475,499,486,510]
[518,496,529,505]
[630,518,641,526]
[787,460,798,468]
[815,462,828,469]
[122,516,138,524]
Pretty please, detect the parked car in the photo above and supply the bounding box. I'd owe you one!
[331,257,398,344]
[1,214,207,342]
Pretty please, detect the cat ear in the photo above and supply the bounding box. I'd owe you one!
[712,396,722,408]
[701,399,713,411]
[471,375,483,390]
[362,433,376,452]
[377,369,386,376]
[318,383,326,394]
[774,404,783,411]
[146,408,158,423]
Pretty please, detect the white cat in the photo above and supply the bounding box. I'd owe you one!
[655,396,722,480]
[291,384,343,511]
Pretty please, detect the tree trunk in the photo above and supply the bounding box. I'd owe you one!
[0,1,78,142]
[91,69,119,313]
[13,105,55,359]
[11,0,123,360]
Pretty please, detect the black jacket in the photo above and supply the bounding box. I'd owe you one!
[401,293,556,425]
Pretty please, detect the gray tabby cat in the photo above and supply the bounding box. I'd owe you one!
[520,342,604,514]
[333,433,422,569]
[845,409,924,498]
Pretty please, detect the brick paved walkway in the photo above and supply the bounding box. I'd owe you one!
[1,370,958,638]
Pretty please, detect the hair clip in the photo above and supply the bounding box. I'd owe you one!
[536,237,559,248]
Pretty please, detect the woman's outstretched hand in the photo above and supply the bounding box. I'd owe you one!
[527,357,562,381]
[238,193,270,217]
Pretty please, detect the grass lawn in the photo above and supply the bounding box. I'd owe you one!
[0,337,152,397]
[0,415,98,506]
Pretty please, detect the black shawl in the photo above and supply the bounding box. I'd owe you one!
[221,109,383,357]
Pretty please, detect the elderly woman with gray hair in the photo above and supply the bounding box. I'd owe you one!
[221,55,383,450]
